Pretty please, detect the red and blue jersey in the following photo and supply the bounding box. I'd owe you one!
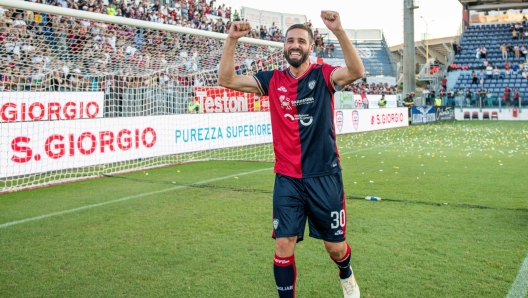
[253,63,341,178]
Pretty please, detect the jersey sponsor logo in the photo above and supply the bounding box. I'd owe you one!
[273,218,279,229]
[335,111,343,132]
[277,86,287,92]
[308,80,316,90]
[279,95,292,110]
[352,110,359,130]
[292,97,314,107]
[284,113,313,126]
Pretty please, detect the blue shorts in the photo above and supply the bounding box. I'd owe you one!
[272,172,347,243]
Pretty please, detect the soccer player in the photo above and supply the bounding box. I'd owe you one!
[218,10,364,298]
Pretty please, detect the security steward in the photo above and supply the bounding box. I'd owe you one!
[378,94,387,108]
[403,93,415,124]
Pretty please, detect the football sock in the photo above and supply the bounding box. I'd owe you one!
[273,254,296,298]
[331,243,353,279]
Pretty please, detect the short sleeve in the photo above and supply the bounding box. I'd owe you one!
[253,70,274,96]
[321,63,341,93]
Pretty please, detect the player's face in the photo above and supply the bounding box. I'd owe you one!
[284,28,313,68]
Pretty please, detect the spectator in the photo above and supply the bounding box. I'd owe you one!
[439,87,446,104]
[452,41,459,55]
[503,86,511,106]
[508,43,515,57]
[478,88,486,107]
[479,69,485,87]
[500,43,508,59]
[513,89,521,106]
[422,87,430,104]
[464,88,472,107]
[447,89,455,106]
[259,25,267,39]
[493,66,499,79]
[480,46,487,59]
[13,13,27,29]
[513,62,519,74]
[471,70,478,85]
[485,89,493,107]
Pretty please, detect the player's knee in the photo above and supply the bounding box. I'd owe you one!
[324,241,347,259]
[275,237,297,257]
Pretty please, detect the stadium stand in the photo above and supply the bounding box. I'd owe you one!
[449,22,528,107]
[315,28,397,77]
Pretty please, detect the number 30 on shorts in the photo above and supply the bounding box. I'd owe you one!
[330,210,346,229]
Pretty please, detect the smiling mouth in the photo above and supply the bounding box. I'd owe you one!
[289,51,302,58]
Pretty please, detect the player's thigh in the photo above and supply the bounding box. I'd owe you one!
[305,172,347,242]
[272,174,307,239]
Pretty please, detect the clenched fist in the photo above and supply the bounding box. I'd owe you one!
[228,21,252,39]
[320,10,343,33]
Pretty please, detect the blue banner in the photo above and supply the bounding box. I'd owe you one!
[411,106,436,124]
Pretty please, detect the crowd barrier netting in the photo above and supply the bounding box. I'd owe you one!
[0,0,284,192]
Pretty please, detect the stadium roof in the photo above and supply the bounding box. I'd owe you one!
[390,36,456,66]
[459,0,528,10]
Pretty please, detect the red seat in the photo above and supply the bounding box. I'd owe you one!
[491,111,498,120]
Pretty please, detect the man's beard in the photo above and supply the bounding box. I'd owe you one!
[283,48,310,68]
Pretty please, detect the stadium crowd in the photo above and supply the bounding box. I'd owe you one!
[0,0,290,92]
[0,1,398,115]
[341,81,398,95]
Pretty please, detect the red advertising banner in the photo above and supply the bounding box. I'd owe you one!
[194,87,269,113]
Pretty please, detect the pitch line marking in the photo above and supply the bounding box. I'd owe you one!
[0,167,272,229]
[506,253,528,298]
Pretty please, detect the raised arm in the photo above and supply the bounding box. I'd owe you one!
[217,21,262,94]
[320,11,364,87]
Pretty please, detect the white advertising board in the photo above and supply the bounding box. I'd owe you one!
[241,7,262,31]
[455,108,528,120]
[281,13,306,31]
[1,108,408,177]
[334,108,409,134]
[259,10,282,30]
[0,113,272,177]
[0,92,104,122]
[334,93,398,109]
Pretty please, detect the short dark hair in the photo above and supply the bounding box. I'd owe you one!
[285,24,314,45]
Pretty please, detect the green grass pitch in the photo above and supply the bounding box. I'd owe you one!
[1,121,527,297]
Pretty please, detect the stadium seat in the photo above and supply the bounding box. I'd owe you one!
[483,111,490,120]
[464,111,470,120]
[491,111,499,120]
[472,111,479,120]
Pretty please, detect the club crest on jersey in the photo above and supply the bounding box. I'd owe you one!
[273,219,279,229]
[308,80,316,90]
[279,95,292,110]
[277,86,287,92]
[352,110,359,131]
[335,111,343,132]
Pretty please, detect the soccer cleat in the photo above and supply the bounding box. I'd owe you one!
[340,273,360,298]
